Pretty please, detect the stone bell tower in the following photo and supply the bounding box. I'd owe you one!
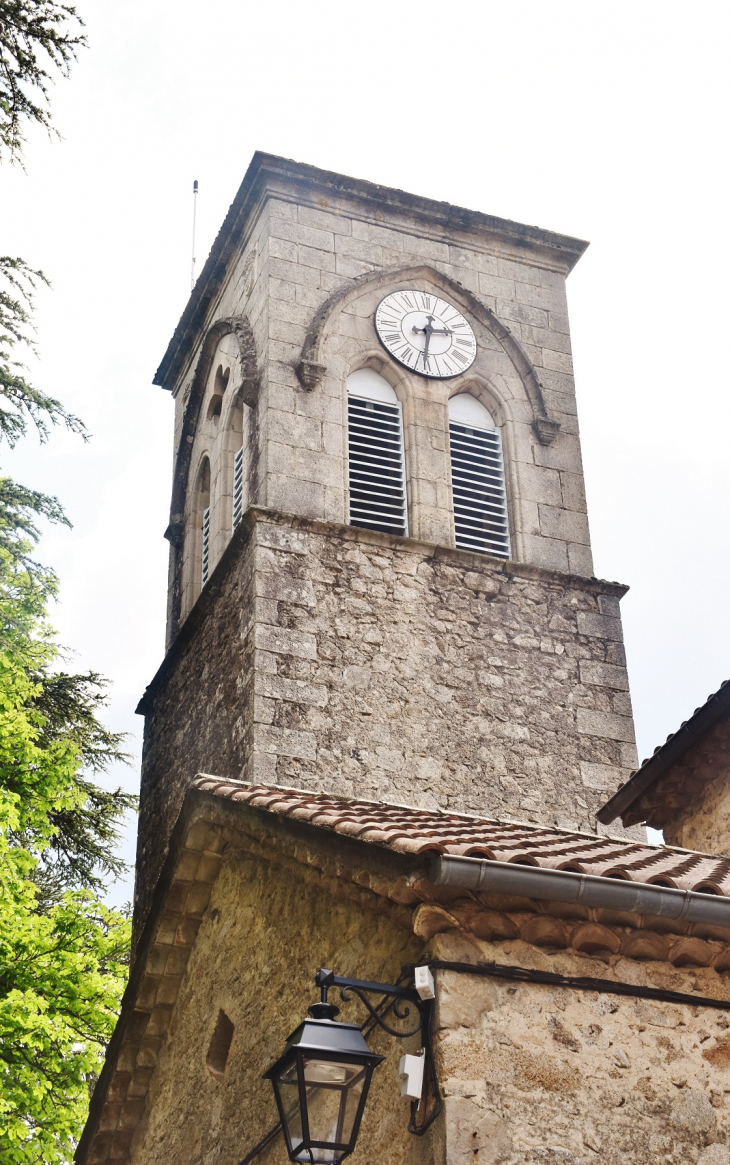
[134,153,638,931]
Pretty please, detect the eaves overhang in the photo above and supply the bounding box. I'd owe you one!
[153,151,590,394]
[76,775,730,1164]
[597,678,730,826]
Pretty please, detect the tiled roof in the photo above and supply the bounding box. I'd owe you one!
[641,678,730,767]
[598,677,730,827]
[194,776,730,897]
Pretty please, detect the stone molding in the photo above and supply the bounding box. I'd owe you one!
[136,505,628,718]
[295,263,561,443]
[165,314,259,638]
[153,152,589,394]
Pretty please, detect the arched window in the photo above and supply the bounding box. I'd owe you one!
[448,394,510,559]
[195,458,211,589]
[206,364,230,422]
[229,392,246,532]
[346,369,407,537]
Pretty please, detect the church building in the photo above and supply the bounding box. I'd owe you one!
[77,155,730,1165]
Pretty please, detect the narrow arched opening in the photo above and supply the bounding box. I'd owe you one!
[206,364,230,423]
[448,393,510,559]
[206,1009,234,1081]
[346,369,407,537]
[228,391,247,532]
[195,457,211,591]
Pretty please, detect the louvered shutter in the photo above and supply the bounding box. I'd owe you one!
[201,506,211,587]
[347,384,408,537]
[232,447,244,530]
[449,405,510,559]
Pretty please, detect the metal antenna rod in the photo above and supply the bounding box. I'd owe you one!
[190,179,199,291]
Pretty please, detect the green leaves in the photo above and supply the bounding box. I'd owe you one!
[1,256,87,449]
[0,554,134,1162]
[0,884,130,1163]
[0,9,130,1158]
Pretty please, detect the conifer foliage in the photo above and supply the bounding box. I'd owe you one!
[1,4,135,1161]
[0,0,86,162]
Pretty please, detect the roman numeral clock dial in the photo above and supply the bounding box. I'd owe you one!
[375,291,477,378]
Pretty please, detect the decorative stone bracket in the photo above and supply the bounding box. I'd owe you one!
[294,263,562,444]
[532,417,561,446]
[164,520,184,547]
[296,360,328,391]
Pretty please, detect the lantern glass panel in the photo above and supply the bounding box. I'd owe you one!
[277,1061,305,1157]
[302,1058,368,1156]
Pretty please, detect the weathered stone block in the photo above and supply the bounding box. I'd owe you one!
[298,205,352,235]
[576,707,635,743]
[272,219,335,252]
[257,725,317,761]
[579,660,630,690]
[253,624,318,660]
[576,611,623,641]
[539,505,590,545]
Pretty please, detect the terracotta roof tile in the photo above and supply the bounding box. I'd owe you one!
[193,776,730,897]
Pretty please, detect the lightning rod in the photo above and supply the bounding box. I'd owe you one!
[191,179,199,291]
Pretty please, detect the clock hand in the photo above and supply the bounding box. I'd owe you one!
[412,314,453,372]
[421,315,433,371]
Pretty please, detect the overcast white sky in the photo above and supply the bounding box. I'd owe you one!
[2,0,729,903]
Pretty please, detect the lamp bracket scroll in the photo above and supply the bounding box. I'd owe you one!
[315,968,425,1039]
[313,966,441,1138]
[261,964,441,1165]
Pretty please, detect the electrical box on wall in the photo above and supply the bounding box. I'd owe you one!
[414,966,435,1000]
[398,1051,425,1100]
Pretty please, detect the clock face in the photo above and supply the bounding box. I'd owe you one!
[375,290,477,378]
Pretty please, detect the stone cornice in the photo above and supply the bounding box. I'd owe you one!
[153,152,589,394]
[137,506,629,716]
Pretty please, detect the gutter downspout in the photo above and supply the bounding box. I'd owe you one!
[430,854,730,928]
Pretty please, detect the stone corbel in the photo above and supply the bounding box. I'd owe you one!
[241,377,257,408]
[164,520,184,546]
[296,360,327,391]
[533,417,561,446]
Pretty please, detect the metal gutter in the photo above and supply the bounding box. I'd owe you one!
[597,678,730,826]
[430,854,730,927]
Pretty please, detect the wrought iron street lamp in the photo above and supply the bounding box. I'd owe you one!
[264,968,439,1165]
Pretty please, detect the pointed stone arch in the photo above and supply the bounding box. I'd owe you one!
[296,264,560,445]
[165,315,259,642]
[167,315,259,540]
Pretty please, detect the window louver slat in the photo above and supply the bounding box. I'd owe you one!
[348,396,407,537]
[201,506,211,587]
[450,421,510,559]
[232,447,244,530]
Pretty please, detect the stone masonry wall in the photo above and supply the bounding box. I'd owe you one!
[429,928,730,1165]
[126,828,730,1165]
[625,714,730,855]
[162,159,596,642]
[135,509,638,929]
[127,848,425,1165]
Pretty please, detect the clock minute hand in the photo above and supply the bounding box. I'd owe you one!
[413,313,453,371]
[420,314,434,371]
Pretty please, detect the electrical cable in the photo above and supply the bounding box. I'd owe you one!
[419,959,730,1010]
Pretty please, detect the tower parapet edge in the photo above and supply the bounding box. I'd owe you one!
[134,154,638,943]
